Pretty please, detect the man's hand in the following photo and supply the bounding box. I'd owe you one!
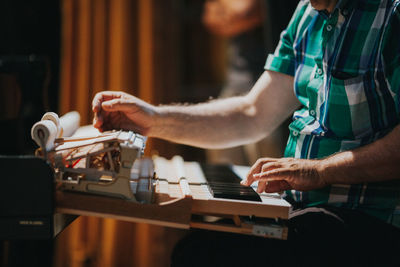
[241,157,328,193]
[92,91,156,135]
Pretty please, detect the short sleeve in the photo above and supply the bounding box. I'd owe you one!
[264,1,308,76]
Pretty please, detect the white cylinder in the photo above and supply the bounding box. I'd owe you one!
[60,111,80,137]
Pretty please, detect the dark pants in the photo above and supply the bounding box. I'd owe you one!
[171,207,400,267]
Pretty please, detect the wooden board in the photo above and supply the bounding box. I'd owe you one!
[191,193,291,220]
[56,185,289,227]
[55,191,193,229]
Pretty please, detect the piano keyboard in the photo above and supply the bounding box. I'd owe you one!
[153,156,261,202]
[200,164,261,202]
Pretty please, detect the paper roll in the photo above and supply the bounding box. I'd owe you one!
[31,119,59,151]
[31,111,81,151]
[60,111,80,137]
[42,112,61,131]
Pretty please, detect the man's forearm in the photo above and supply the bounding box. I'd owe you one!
[320,124,400,185]
[149,71,298,149]
[152,96,257,148]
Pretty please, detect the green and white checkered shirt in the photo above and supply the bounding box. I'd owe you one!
[265,0,400,226]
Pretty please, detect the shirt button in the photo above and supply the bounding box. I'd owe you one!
[317,68,323,75]
[326,24,333,31]
[310,110,316,116]
[292,131,299,136]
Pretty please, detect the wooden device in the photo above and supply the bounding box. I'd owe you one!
[32,112,292,240]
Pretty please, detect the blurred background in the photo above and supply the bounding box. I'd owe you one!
[0,0,297,266]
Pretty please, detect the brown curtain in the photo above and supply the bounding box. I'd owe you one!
[55,0,187,266]
[59,0,139,123]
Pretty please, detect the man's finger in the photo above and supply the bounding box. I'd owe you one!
[243,158,268,185]
[93,113,103,129]
[242,158,277,186]
[102,99,132,112]
[242,169,260,186]
[256,181,267,193]
[92,93,104,112]
[242,164,260,186]
[241,178,251,186]
[261,161,281,173]
[92,91,124,112]
[252,169,289,182]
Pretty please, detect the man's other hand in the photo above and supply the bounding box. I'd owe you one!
[241,157,328,193]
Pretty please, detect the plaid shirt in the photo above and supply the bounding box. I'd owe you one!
[265,0,400,227]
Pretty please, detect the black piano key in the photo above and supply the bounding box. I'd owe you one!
[208,182,249,188]
[201,163,261,202]
[209,188,255,194]
[200,164,242,183]
[208,184,255,192]
[209,187,256,194]
[209,186,261,202]
[211,190,261,202]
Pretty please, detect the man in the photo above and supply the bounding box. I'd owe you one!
[93,0,400,265]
